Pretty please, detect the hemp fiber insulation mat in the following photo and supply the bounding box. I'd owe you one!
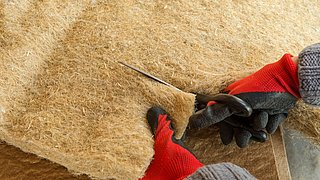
[0,0,319,179]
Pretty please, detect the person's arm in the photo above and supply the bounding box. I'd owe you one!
[297,43,320,106]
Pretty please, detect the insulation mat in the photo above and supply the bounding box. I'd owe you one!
[0,0,319,179]
[0,127,291,180]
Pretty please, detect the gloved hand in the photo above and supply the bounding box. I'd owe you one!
[141,107,203,180]
[218,115,269,148]
[189,53,300,147]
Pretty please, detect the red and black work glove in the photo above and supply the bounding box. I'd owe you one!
[141,107,203,180]
[189,53,300,148]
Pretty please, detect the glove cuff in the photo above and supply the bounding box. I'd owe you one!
[186,163,256,180]
[298,43,320,106]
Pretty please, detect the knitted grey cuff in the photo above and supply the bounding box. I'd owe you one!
[298,43,320,106]
[185,163,256,180]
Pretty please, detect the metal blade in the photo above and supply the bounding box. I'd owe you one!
[119,61,182,92]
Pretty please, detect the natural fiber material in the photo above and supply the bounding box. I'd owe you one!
[0,1,195,179]
[0,141,90,180]
[286,101,320,144]
[0,0,320,179]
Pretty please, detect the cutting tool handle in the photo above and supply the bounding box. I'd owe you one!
[195,93,252,117]
[192,93,267,142]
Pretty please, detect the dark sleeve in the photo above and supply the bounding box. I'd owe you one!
[298,43,320,106]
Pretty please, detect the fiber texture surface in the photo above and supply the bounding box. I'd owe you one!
[0,1,195,179]
[0,141,90,180]
[0,0,320,179]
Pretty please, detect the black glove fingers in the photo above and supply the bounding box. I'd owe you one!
[252,111,268,130]
[235,129,252,148]
[189,103,232,129]
[266,113,287,134]
[219,121,234,145]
